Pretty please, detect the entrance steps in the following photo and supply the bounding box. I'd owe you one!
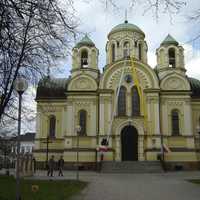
[101,161,163,173]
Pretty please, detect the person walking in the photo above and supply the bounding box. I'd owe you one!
[47,155,55,177]
[58,156,64,176]
[32,157,36,173]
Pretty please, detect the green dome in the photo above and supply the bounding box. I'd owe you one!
[36,76,69,99]
[108,20,145,37]
[188,77,200,97]
[75,35,95,48]
[161,34,179,46]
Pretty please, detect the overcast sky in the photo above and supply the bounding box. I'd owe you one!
[55,0,200,79]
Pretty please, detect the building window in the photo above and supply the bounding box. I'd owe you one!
[123,41,130,58]
[132,86,140,116]
[111,44,115,62]
[49,115,56,138]
[172,110,180,135]
[117,86,126,116]
[168,48,176,68]
[81,50,88,67]
[79,110,87,135]
[138,43,142,60]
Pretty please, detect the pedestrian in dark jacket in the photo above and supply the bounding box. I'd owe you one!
[58,156,64,176]
[32,157,36,173]
[47,155,55,177]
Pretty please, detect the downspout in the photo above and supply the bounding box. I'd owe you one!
[159,91,166,171]
[96,71,100,170]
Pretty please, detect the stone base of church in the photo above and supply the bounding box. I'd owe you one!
[34,160,200,171]
[35,161,97,170]
[164,161,200,171]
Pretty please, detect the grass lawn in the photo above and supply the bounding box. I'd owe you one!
[0,175,87,200]
[188,179,200,185]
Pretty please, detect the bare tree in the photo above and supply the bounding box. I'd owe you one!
[101,0,186,16]
[0,0,78,125]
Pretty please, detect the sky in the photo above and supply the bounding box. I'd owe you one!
[23,0,200,133]
[56,0,200,79]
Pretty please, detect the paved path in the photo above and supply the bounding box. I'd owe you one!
[70,171,200,200]
[1,169,200,200]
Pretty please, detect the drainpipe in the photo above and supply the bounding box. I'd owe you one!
[159,92,166,171]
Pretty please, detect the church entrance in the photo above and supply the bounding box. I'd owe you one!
[121,125,138,161]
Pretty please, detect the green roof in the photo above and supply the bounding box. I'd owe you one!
[161,34,179,46]
[188,77,200,97]
[36,76,69,99]
[108,20,145,37]
[75,35,95,48]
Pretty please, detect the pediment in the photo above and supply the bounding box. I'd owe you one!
[68,75,97,91]
[160,75,190,90]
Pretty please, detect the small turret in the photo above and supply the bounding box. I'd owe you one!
[72,34,99,70]
[156,34,185,76]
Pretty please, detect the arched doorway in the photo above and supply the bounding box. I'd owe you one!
[121,125,138,161]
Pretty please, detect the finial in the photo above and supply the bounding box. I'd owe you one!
[125,9,128,23]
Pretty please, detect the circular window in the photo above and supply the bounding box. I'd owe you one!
[124,74,132,83]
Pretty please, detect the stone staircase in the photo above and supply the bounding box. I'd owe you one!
[101,161,163,173]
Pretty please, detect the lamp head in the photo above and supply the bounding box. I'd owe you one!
[14,76,28,94]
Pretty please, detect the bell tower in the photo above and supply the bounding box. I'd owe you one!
[156,34,185,78]
[72,35,99,75]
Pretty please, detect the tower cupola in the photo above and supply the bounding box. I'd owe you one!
[106,20,148,65]
[72,34,99,70]
[156,34,185,77]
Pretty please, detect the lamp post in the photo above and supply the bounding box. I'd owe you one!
[76,125,81,181]
[14,76,28,200]
[42,135,52,170]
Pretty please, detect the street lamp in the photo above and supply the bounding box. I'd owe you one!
[14,76,28,200]
[76,125,81,181]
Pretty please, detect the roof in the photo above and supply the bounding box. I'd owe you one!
[161,34,179,46]
[36,76,69,99]
[108,20,145,37]
[75,34,95,48]
[188,77,200,97]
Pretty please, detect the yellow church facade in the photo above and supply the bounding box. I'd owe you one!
[34,20,200,170]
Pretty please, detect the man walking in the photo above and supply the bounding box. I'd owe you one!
[58,156,64,176]
[32,157,36,173]
[47,155,55,177]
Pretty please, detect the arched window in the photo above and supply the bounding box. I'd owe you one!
[79,110,87,135]
[81,50,88,67]
[168,48,176,68]
[138,43,142,60]
[123,41,130,58]
[111,44,115,62]
[132,86,140,116]
[49,115,56,138]
[117,86,126,116]
[172,110,180,135]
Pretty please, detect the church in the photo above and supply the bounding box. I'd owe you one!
[34,20,200,170]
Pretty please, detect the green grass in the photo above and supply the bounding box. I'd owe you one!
[0,175,87,200]
[188,179,200,185]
